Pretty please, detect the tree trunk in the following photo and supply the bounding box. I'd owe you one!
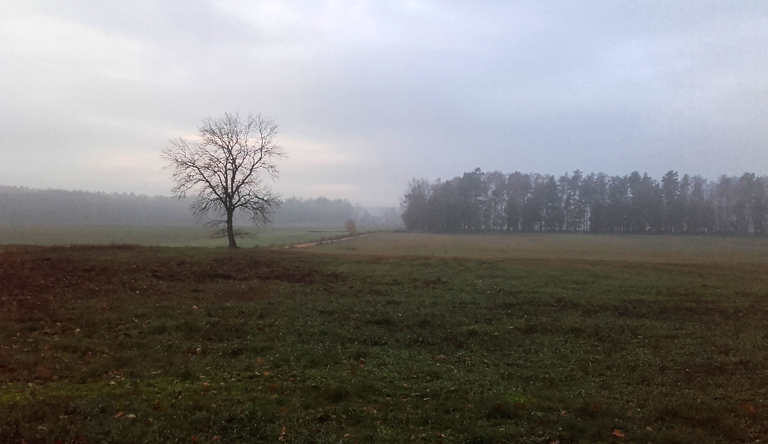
[226,209,237,248]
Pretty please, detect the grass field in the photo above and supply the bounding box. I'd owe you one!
[313,231,768,264]
[2,232,768,443]
[0,225,349,248]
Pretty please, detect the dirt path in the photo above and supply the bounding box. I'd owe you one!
[288,233,373,248]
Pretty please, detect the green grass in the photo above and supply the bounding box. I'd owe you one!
[0,225,348,247]
[2,233,768,443]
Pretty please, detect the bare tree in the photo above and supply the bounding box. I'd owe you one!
[162,113,285,248]
[344,218,357,235]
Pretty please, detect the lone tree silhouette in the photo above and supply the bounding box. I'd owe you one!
[345,218,357,235]
[162,113,285,248]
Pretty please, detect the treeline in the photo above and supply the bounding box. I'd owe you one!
[0,186,193,225]
[273,197,400,227]
[401,169,768,234]
[0,186,401,227]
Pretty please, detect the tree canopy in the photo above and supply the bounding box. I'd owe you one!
[402,169,768,235]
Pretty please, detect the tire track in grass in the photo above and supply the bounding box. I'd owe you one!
[288,233,374,248]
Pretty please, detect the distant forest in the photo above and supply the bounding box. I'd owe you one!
[0,186,400,227]
[401,169,768,235]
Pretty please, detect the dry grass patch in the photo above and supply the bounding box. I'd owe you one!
[313,231,768,263]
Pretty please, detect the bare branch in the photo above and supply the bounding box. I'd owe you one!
[161,113,286,248]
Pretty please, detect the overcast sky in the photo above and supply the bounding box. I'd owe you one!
[2,1,767,206]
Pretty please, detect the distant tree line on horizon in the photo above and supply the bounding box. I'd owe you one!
[401,169,768,235]
[0,186,400,228]
[274,197,401,227]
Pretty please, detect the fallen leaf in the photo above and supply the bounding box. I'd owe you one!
[740,402,756,413]
[114,412,124,418]
[612,429,625,438]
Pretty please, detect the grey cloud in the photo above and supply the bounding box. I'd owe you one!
[1,1,767,205]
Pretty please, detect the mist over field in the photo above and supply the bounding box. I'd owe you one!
[0,186,400,228]
[3,3,768,442]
